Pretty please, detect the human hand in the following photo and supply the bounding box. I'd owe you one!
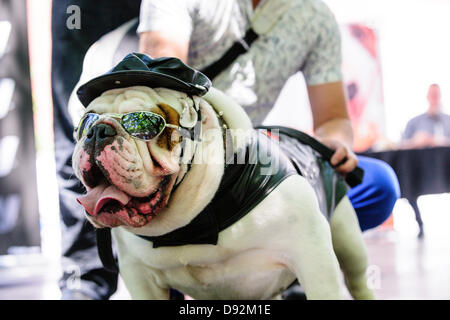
[318,138,358,174]
[411,131,436,148]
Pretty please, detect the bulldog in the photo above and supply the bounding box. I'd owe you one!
[70,52,375,300]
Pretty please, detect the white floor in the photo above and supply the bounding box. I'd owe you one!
[362,194,450,299]
[0,194,449,300]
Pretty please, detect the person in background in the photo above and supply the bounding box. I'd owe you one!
[402,83,450,148]
[400,83,450,238]
[138,0,399,233]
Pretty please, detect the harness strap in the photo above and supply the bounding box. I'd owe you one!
[96,228,118,273]
[200,28,258,80]
[256,125,364,188]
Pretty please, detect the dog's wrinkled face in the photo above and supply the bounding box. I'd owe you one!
[73,86,198,228]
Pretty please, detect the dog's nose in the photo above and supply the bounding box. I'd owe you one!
[85,123,117,148]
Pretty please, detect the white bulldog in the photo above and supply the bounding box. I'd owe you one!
[69,20,375,300]
[71,81,375,300]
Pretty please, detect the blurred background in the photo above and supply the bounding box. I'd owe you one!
[0,0,449,299]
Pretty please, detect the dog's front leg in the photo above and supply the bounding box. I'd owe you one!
[286,221,342,299]
[281,178,343,299]
[119,262,170,300]
[113,229,170,300]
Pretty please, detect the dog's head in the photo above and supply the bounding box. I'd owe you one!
[73,86,201,229]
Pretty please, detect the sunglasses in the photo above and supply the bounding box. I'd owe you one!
[75,111,181,142]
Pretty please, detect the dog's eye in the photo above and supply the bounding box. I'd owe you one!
[76,113,100,141]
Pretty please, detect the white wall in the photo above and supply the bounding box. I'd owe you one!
[267,0,450,143]
[326,0,450,142]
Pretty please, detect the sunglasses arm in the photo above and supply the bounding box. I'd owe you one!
[166,124,181,130]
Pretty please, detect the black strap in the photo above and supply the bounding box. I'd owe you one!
[138,202,220,248]
[96,228,119,273]
[257,125,364,188]
[200,28,258,80]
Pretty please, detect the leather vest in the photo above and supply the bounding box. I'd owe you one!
[137,127,349,248]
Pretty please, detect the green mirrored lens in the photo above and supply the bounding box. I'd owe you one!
[121,112,165,140]
[77,113,100,141]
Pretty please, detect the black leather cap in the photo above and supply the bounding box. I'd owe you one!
[77,53,212,107]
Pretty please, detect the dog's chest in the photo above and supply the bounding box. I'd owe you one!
[111,175,309,299]
[114,227,296,299]
[158,247,295,299]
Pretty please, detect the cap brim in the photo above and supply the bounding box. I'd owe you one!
[77,70,205,107]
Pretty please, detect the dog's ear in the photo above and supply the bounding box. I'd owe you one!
[180,101,198,129]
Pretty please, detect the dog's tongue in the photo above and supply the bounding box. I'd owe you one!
[77,184,131,216]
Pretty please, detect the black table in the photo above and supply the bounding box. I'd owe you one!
[363,146,450,237]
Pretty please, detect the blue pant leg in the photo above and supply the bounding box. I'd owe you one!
[347,156,400,231]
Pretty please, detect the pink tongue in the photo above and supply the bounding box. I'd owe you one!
[77,184,131,216]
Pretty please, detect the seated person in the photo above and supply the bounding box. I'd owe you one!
[402,83,450,148]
